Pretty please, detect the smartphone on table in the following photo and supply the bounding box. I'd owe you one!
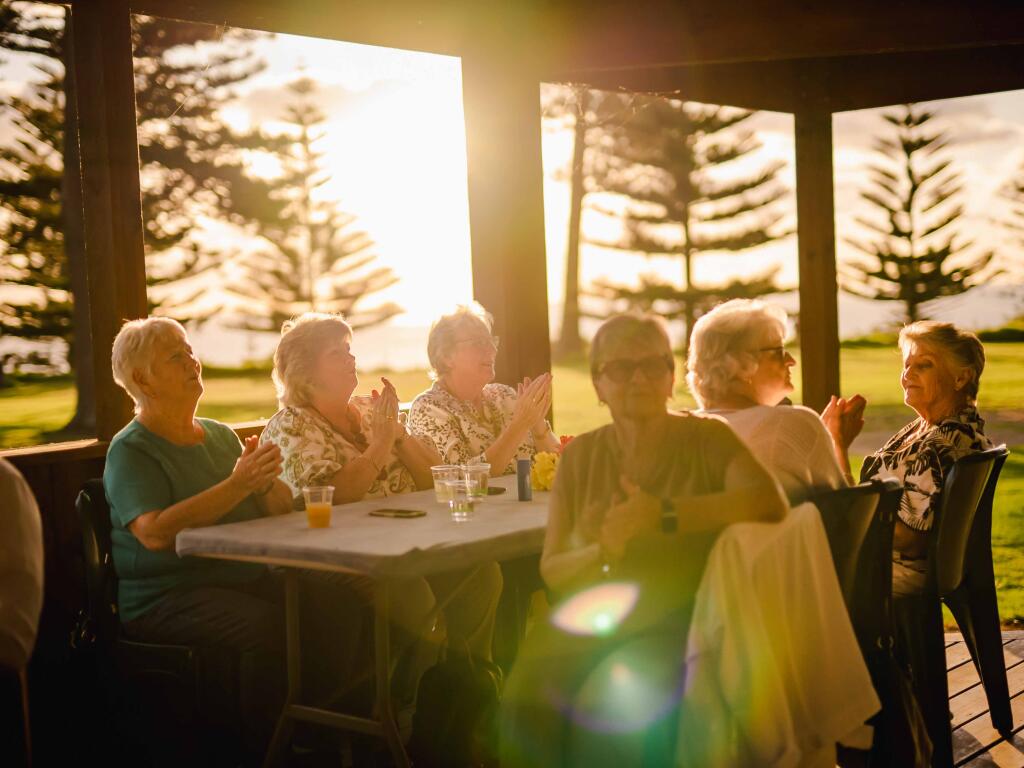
[369,508,427,518]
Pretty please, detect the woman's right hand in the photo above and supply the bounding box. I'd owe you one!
[513,373,552,433]
[231,436,283,494]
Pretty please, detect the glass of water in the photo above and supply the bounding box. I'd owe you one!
[463,463,490,503]
[443,478,475,522]
[431,465,460,503]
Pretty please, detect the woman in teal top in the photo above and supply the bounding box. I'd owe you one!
[104,316,293,763]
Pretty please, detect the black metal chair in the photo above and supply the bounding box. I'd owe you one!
[75,478,237,765]
[893,446,1011,768]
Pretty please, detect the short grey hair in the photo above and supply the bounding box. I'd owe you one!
[686,299,789,408]
[899,321,985,404]
[427,302,493,380]
[111,316,188,411]
[273,312,353,407]
[589,313,673,379]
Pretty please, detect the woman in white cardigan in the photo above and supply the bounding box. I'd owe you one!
[686,299,865,504]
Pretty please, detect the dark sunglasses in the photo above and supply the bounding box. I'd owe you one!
[757,345,792,362]
[597,355,673,384]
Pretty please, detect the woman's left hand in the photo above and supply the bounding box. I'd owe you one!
[822,394,866,449]
[599,475,662,561]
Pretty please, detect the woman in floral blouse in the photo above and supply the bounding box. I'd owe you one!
[408,303,561,476]
[861,321,992,595]
[260,312,502,665]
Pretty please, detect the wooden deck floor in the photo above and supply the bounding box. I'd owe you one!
[951,631,1024,767]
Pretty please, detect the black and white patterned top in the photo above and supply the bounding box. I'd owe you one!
[407,381,538,475]
[860,406,992,532]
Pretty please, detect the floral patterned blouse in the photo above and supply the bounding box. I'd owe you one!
[408,381,540,475]
[860,406,992,532]
[260,397,417,500]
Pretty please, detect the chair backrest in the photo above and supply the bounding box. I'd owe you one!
[813,478,902,658]
[813,478,902,607]
[932,446,1009,596]
[75,478,120,649]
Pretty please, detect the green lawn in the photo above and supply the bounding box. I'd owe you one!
[2,345,1022,623]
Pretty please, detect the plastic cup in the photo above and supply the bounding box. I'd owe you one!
[302,486,334,529]
[443,478,475,522]
[431,465,460,503]
[463,463,490,502]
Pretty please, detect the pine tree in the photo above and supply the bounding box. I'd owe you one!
[0,7,273,435]
[0,3,93,432]
[222,74,401,332]
[841,103,993,322]
[542,85,634,359]
[588,95,790,344]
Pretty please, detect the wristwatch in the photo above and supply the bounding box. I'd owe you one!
[660,498,677,533]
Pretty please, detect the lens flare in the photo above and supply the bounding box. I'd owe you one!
[550,581,640,637]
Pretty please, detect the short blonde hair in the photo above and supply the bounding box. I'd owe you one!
[273,312,353,407]
[427,302,494,380]
[111,316,188,410]
[589,313,673,379]
[899,321,985,404]
[686,299,788,408]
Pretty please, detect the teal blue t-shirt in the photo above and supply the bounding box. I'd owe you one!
[103,418,265,622]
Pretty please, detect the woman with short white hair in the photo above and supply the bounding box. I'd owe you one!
[687,299,864,503]
[409,303,560,476]
[104,316,293,760]
[861,321,992,594]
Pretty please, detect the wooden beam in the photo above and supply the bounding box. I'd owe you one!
[552,43,1024,114]
[461,49,551,386]
[127,0,470,57]
[794,109,840,412]
[71,0,147,440]
[541,0,1024,73]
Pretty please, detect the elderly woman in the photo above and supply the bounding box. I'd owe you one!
[686,298,865,504]
[502,313,787,767]
[260,312,502,665]
[861,321,992,595]
[103,317,294,760]
[408,303,560,476]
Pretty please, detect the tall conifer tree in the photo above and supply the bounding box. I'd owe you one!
[841,103,993,322]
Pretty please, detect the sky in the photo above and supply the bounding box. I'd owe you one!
[2,10,1024,367]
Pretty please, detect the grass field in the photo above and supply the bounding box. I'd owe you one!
[2,344,1022,622]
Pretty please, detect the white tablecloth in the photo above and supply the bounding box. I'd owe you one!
[677,503,880,768]
[175,474,550,578]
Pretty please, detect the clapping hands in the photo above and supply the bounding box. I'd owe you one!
[371,377,405,444]
[597,475,662,562]
[232,435,282,495]
[514,372,552,434]
[821,393,867,450]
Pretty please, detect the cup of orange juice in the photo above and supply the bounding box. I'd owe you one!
[302,485,334,528]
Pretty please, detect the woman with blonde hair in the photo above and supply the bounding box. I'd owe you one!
[862,320,992,594]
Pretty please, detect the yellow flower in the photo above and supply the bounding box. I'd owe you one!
[531,451,560,491]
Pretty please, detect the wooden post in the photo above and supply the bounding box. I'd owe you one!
[794,108,840,411]
[71,0,148,440]
[461,49,551,386]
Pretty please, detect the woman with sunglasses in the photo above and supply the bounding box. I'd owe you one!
[502,313,785,767]
[409,302,560,476]
[686,299,864,504]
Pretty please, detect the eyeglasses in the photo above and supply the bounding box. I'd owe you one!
[597,355,673,384]
[757,346,791,362]
[455,335,500,352]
